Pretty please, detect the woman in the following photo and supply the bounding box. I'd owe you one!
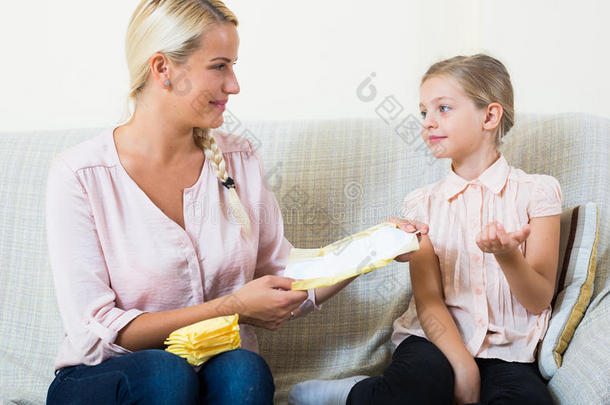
[45,1,424,404]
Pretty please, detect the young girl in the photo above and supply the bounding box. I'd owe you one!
[290,54,560,405]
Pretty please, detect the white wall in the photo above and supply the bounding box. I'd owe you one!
[1,0,608,132]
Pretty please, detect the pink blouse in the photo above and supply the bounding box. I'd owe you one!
[392,155,562,362]
[46,128,317,370]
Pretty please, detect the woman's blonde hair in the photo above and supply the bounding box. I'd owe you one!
[123,0,251,236]
[422,54,514,148]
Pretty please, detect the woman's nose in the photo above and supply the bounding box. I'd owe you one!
[224,71,240,95]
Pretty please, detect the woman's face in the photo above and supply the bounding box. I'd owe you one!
[170,23,240,129]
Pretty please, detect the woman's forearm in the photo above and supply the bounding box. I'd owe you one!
[494,249,554,314]
[115,296,238,352]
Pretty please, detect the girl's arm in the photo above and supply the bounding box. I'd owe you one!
[476,215,560,315]
[410,235,480,405]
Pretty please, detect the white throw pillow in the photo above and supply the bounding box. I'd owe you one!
[538,202,599,379]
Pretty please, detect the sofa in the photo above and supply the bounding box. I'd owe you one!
[1,113,608,404]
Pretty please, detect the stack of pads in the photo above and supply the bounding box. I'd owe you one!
[165,314,241,366]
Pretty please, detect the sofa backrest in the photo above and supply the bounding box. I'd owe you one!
[0,113,608,404]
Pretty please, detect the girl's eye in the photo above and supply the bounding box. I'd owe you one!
[420,111,427,119]
[440,105,450,112]
[214,64,226,71]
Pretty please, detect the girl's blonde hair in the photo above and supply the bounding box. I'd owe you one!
[123,0,251,236]
[422,54,514,148]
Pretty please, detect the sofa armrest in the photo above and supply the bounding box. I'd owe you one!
[547,288,610,404]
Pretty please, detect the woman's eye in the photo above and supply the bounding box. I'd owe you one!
[420,111,427,119]
[214,64,226,70]
[440,105,450,112]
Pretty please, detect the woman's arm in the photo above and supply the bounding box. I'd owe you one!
[410,235,480,405]
[116,275,308,351]
[476,215,560,314]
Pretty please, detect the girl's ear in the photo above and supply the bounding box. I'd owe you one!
[483,102,503,132]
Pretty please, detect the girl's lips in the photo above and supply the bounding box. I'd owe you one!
[428,136,447,144]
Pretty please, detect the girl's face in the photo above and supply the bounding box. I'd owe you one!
[419,75,489,160]
[170,23,240,129]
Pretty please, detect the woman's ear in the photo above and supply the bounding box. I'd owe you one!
[483,102,503,132]
[149,52,170,88]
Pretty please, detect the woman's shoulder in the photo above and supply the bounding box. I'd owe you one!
[53,128,117,173]
[212,130,255,155]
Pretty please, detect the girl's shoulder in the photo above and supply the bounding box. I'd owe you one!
[507,166,562,193]
[401,180,445,221]
[507,166,562,217]
[404,173,460,204]
[403,180,442,204]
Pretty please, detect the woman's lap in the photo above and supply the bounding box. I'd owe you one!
[47,348,273,405]
[199,348,274,404]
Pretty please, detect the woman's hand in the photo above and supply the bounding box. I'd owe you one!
[452,355,481,405]
[231,275,308,331]
[476,222,530,257]
[387,217,429,262]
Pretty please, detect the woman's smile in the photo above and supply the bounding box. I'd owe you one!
[210,98,228,111]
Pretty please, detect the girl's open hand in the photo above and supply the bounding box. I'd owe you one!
[476,222,530,256]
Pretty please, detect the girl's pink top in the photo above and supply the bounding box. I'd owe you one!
[392,155,562,362]
[46,128,317,370]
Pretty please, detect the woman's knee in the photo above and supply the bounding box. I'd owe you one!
[130,349,199,404]
[47,350,199,405]
[200,349,274,404]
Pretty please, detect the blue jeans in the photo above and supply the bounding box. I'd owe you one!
[46,349,274,405]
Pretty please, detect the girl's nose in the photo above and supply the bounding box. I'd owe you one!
[423,114,436,129]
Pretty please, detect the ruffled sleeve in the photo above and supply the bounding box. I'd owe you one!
[528,175,563,218]
[401,187,429,224]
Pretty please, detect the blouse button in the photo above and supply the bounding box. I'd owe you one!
[475,288,483,295]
